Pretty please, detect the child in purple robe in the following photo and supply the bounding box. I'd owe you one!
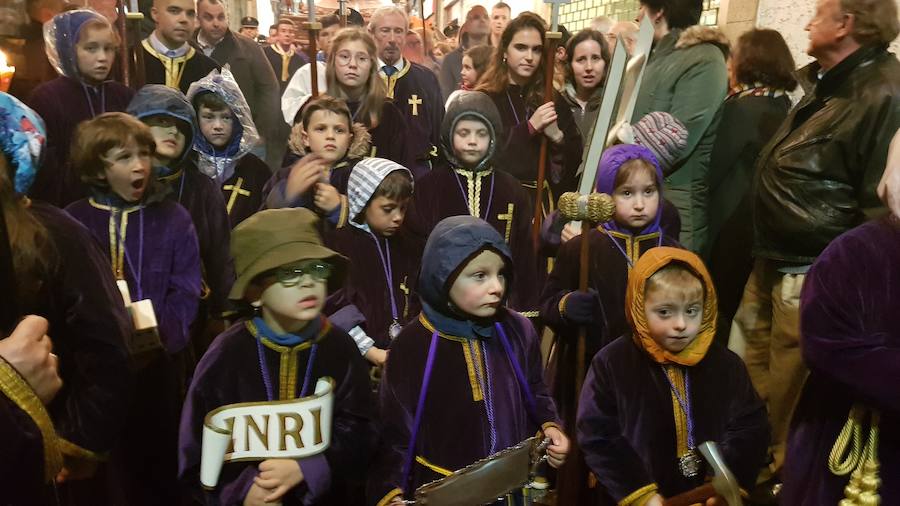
[187,68,270,228]
[263,95,371,228]
[127,84,236,334]
[405,90,540,315]
[179,208,375,505]
[577,247,768,505]
[781,215,900,505]
[369,215,569,506]
[27,9,135,207]
[540,143,682,504]
[64,112,202,504]
[325,157,422,368]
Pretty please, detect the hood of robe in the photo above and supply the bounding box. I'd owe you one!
[440,91,503,173]
[186,67,260,183]
[419,215,513,317]
[127,85,198,169]
[43,9,111,82]
[625,246,717,366]
[346,157,413,233]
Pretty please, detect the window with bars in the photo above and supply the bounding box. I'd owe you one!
[557,0,719,34]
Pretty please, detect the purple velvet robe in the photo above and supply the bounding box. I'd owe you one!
[26,77,135,207]
[368,310,559,504]
[381,62,444,178]
[179,320,377,505]
[262,158,359,229]
[222,153,271,228]
[65,195,202,504]
[404,167,540,314]
[161,165,236,319]
[64,197,202,354]
[577,337,769,504]
[16,203,132,502]
[324,226,423,349]
[0,393,52,503]
[349,99,416,171]
[486,87,583,203]
[781,216,900,504]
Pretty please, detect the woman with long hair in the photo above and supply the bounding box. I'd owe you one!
[475,12,583,212]
[0,92,131,504]
[560,29,610,154]
[322,28,412,168]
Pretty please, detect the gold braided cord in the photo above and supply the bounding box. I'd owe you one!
[829,404,881,506]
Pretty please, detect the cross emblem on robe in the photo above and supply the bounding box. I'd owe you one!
[223,177,251,215]
[408,94,422,116]
[497,203,515,243]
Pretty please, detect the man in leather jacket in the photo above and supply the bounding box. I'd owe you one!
[733,0,899,489]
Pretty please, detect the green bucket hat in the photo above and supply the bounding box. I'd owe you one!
[229,208,348,300]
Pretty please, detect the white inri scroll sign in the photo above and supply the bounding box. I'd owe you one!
[200,377,335,488]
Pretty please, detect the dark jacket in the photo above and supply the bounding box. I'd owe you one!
[559,82,604,146]
[438,45,464,102]
[752,46,900,264]
[195,29,282,159]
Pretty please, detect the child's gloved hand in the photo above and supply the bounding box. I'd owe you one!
[563,290,600,325]
[253,459,304,503]
[285,154,328,203]
[314,182,341,214]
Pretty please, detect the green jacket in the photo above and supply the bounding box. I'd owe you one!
[632,26,729,254]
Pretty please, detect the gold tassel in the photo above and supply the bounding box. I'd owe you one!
[830,404,880,506]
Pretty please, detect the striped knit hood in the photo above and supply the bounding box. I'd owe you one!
[346,157,413,233]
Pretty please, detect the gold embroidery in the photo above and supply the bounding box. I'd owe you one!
[223,177,251,215]
[461,341,484,402]
[142,39,195,89]
[604,230,661,269]
[454,168,493,218]
[271,44,295,82]
[497,203,514,243]
[379,59,411,99]
[408,94,422,116]
[245,320,333,400]
[664,366,689,457]
[91,199,141,280]
[0,358,62,481]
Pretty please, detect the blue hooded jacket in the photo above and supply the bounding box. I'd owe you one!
[127,85,198,171]
[419,215,513,338]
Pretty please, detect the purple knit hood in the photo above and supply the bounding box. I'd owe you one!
[595,144,664,235]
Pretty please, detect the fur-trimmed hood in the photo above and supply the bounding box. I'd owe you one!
[675,25,730,59]
[287,121,372,159]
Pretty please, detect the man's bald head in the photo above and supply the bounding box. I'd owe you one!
[151,0,196,49]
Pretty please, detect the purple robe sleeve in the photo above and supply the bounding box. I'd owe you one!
[716,352,770,490]
[800,225,900,413]
[367,354,412,505]
[157,211,202,354]
[45,210,132,456]
[517,313,560,428]
[540,235,582,333]
[576,352,656,502]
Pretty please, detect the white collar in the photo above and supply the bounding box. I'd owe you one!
[377,57,406,73]
[149,31,190,58]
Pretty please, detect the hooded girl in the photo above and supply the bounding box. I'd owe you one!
[27,9,135,208]
[540,144,682,502]
[0,92,132,504]
[186,68,271,227]
[369,215,566,505]
[405,91,540,316]
[127,84,236,333]
[577,247,768,505]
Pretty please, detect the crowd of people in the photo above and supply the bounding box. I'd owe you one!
[0,0,898,504]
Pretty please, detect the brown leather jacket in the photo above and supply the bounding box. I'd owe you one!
[752,45,900,264]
